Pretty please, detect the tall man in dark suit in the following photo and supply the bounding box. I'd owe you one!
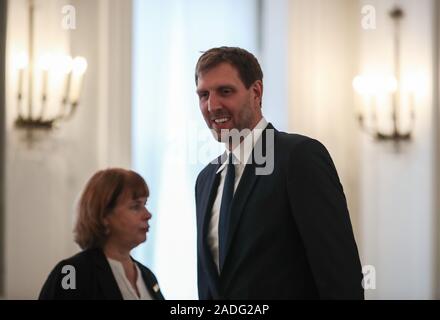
[194,47,364,299]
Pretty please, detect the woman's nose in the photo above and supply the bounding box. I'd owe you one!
[144,208,152,220]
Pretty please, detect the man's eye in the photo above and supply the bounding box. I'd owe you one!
[199,92,208,100]
[221,88,232,95]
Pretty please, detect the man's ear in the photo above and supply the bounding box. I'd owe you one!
[252,80,263,107]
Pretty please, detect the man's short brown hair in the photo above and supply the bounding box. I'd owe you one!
[74,168,149,249]
[195,46,263,89]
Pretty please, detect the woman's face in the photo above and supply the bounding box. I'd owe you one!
[105,190,151,250]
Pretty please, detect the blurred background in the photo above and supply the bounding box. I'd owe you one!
[0,0,439,299]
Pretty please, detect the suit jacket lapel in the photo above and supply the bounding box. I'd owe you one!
[221,124,276,273]
[220,162,260,273]
[198,159,222,298]
[136,261,164,300]
[91,248,123,300]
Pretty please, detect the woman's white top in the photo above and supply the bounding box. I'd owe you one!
[106,257,153,300]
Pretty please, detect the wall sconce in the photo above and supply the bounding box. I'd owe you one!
[13,0,87,134]
[352,7,415,142]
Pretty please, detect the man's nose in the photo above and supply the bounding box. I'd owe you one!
[207,93,221,112]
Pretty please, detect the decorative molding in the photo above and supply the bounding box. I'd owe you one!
[433,0,440,300]
[97,0,132,168]
[0,0,7,298]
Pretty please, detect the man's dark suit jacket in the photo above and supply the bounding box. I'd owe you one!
[39,248,164,300]
[195,123,364,299]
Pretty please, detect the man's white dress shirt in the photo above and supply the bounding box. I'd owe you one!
[207,117,269,272]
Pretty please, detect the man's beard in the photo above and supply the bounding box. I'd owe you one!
[210,101,255,145]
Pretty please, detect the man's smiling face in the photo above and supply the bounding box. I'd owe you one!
[196,62,263,142]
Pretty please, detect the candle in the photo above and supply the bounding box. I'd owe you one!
[41,69,48,102]
[69,56,87,105]
[63,72,72,104]
[18,69,24,100]
[15,52,28,100]
[60,55,73,104]
[39,53,52,102]
[69,73,81,105]
[409,91,415,125]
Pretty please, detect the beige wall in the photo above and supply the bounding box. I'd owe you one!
[288,0,361,252]
[289,0,438,299]
[4,0,132,299]
[358,0,435,299]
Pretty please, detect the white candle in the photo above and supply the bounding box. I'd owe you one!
[41,69,48,102]
[15,52,28,100]
[69,72,82,105]
[63,72,72,104]
[409,91,415,122]
[59,55,73,104]
[18,69,24,100]
[69,57,87,105]
[38,53,52,102]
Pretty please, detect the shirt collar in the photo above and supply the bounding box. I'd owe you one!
[216,117,269,174]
